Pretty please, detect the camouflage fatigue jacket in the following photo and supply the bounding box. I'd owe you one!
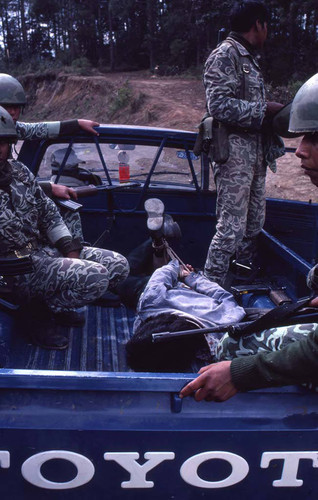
[16,121,61,140]
[15,121,63,196]
[204,34,284,171]
[0,160,71,256]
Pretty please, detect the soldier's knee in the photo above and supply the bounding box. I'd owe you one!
[111,253,130,283]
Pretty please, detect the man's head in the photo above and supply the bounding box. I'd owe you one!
[287,73,318,186]
[0,106,17,168]
[272,73,318,187]
[230,1,269,48]
[126,312,205,372]
[0,73,26,124]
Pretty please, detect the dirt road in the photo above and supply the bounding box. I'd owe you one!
[21,71,317,203]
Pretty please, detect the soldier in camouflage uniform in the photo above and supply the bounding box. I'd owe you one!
[203,1,284,285]
[0,107,129,347]
[0,73,100,241]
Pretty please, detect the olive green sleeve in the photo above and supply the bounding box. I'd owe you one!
[231,328,318,391]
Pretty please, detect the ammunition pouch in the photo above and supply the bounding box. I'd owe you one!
[211,120,229,164]
[193,114,229,164]
[193,114,213,157]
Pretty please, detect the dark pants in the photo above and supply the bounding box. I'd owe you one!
[116,239,153,308]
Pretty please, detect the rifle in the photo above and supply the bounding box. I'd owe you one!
[152,295,315,344]
[217,28,226,45]
[231,283,292,306]
[55,182,140,211]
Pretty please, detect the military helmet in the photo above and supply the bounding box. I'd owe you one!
[272,102,298,138]
[0,73,26,106]
[288,73,318,134]
[0,106,18,140]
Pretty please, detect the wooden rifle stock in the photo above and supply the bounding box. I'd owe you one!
[73,184,98,197]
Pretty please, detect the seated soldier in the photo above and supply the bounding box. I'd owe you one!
[0,106,129,350]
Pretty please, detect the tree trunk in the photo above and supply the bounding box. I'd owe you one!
[146,0,156,71]
[108,0,115,71]
[19,0,28,58]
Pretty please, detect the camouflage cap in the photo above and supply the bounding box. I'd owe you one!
[289,73,318,134]
[0,106,18,140]
[0,73,26,106]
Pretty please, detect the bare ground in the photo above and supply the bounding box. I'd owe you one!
[20,71,318,203]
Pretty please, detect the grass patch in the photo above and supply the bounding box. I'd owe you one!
[130,92,146,113]
[109,81,133,117]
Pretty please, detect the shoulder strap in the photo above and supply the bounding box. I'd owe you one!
[228,295,313,339]
[225,37,251,100]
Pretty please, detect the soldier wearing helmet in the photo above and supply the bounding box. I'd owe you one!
[284,73,318,294]
[290,73,318,188]
[0,72,101,240]
[0,73,99,138]
[273,73,318,187]
[0,73,99,200]
[0,106,129,349]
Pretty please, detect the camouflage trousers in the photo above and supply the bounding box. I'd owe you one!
[204,133,266,285]
[14,246,129,314]
[214,323,318,361]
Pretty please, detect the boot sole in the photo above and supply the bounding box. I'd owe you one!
[144,198,165,231]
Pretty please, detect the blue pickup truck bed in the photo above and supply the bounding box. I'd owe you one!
[0,125,316,499]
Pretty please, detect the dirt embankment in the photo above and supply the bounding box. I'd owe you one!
[21,71,205,130]
[20,71,318,203]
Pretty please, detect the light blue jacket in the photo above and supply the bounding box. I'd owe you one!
[133,260,246,352]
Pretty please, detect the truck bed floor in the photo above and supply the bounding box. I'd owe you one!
[6,305,137,372]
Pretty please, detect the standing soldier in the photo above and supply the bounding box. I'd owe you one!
[203,1,284,286]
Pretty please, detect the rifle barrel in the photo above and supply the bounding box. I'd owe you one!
[151,322,251,343]
[74,182,140,197]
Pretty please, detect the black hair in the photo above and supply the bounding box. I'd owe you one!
[230,1,269,32]
[126,312,207,372]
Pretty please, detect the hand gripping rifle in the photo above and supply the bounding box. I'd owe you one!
[55,182,140,211]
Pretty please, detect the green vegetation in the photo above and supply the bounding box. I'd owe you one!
[70,57,92,75]
[109,82,133,117]
[0,1,317,85]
